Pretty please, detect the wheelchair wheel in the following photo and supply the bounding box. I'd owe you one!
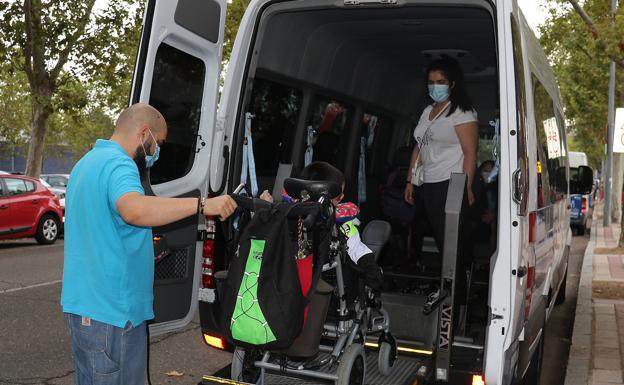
[231,347,261,383]
[377,340,397,376]
[336,343,366,385]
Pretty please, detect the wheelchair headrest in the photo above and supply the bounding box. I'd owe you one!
[361,220,392,262]
[284,178,342,200]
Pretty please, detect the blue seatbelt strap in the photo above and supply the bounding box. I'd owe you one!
[358,136,367,204]
[241,112,258,197]
[305,125,316,167]
[367,115,377,147]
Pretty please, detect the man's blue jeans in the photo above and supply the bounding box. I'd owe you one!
[65,313,146,385]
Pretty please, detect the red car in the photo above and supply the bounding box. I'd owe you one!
[0,174,64,244]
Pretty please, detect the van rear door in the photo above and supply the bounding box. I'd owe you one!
[130,0,226,335]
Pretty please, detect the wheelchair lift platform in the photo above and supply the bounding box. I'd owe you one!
[202,352,425,385]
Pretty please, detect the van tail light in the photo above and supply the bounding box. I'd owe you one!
[201,217,217,289]
[472,374,486,385]
[203,333,226,350]
[581,197,587,215]
[528,212,537,243]
[524,266,535,321]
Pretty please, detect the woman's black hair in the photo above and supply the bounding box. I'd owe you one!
[425,57,474,116]
[299,161,345,187]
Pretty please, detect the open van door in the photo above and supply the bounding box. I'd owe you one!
[129,0,227,335]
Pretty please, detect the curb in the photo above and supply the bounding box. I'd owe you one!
[564,221,595,385]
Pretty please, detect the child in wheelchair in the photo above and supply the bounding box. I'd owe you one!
[223,162,395,385]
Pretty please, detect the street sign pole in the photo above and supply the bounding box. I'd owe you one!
[604,0,618,226]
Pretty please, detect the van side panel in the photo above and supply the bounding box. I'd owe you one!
[508,3,570,382]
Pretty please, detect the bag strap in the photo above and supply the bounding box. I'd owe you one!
[415,101,450,166]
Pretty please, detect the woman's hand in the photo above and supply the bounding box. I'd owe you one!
[404,183,414,205]
[467,189,475,207]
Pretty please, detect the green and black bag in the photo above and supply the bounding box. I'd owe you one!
[221,203,306,350]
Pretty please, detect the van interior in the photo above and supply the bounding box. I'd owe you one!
[227,1,499,378]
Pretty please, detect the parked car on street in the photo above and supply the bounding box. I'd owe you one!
[40,174,69,192]
[39,178,66,200]
[39,178,65,220]
[0,174,63,244]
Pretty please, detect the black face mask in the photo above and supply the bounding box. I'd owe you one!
[133,144,148,180]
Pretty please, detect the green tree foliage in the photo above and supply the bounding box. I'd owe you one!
[223,0,251,64]
[562,0,624,67]
[540,0,624,169]
[0,65,30,158]
[0,0,144,176]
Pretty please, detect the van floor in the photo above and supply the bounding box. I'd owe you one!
[259,352,423,385]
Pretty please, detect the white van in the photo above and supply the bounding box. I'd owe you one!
[129,0,593,384]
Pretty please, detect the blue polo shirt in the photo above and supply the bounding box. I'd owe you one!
[61,139,154,327]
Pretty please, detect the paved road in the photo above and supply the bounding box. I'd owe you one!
[540,233,589,385]
[0,239,230,385]
[0,234,588,384]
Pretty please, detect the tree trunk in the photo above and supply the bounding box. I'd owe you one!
[612,153,623,223]
[24,87,52,178]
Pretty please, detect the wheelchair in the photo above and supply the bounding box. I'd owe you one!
[227,178,397,385]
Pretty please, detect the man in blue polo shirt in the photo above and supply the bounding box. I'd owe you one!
[61,103,237,385]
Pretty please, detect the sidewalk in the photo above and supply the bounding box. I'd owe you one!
[566,202,624,385]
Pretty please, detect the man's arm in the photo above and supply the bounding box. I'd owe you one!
[116,193,237,227]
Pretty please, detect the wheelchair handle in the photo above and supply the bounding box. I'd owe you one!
[229,193,272,211]
[229,193,321,228]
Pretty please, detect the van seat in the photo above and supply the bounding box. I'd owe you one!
[361,220,391,261]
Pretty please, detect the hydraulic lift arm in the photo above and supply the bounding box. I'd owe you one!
[434,172,466,382]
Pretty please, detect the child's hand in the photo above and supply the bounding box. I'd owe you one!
[259,190,274,203]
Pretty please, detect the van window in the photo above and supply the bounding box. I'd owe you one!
[361,113,392,179]
[306,97,352,171]
[147,43,206,185]
[247,79,302,178]
[532,75,566,204]
[554,109,569,191]
[511,16,529,214]
[358,112,394,218]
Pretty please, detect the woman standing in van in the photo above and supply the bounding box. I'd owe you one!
[404,57,478,252]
